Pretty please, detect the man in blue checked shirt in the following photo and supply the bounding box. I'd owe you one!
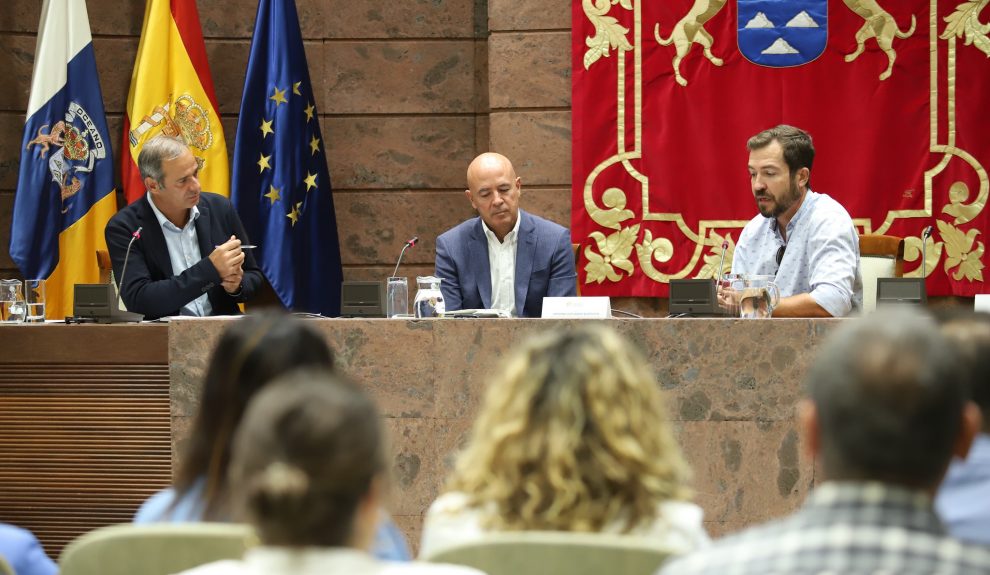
[724,125,862,317]
[660,309,990,575]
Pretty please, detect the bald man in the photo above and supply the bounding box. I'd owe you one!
[434,153,577,317]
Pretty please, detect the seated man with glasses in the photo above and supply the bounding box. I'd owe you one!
[726,125,862,317]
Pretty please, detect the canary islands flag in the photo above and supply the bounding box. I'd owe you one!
[122,0,228,204]
[10,0,117,319]
[232,0,343,316]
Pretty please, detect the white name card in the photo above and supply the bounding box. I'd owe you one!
[541,297,611,319]
[976,294,990,313]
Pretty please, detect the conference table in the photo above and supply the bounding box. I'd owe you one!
[0,317,840,555]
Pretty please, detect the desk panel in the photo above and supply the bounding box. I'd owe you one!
[171,318,840,546]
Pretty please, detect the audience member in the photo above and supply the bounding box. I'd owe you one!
[661,309,990,574]
[177,371,483,575]
[935,310,990,545]
[134,312,410,560]
[419,324,708,558]
[0,523,57,575]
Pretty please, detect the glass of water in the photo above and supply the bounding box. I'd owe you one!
[24,279,46,323]
[0,279,26,323]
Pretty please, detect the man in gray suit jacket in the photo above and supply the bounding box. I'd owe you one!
[435,153,577,318]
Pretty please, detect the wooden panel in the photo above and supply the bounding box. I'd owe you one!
[0,325,171,557]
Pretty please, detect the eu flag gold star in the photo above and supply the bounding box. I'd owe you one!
[303,172,318,191]
[287,202,302,226]
[293,81,302,95]
[309,135,320,155]
[260,118,274,138]
[304,102,315,122]
[270,86,288,106]
[257,153,272,173]
[264,185,281,205]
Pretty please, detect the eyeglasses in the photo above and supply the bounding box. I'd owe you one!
[776,244,786,266]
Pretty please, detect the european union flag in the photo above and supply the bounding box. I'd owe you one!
[232,0,343,316]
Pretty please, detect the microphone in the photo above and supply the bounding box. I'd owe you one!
[716,234,730,281]
[117,226,142,310]
[391,236,418,278]
[921,225,934,278]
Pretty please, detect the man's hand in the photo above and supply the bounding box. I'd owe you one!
[222,270,243,294]
[209,235,245,281]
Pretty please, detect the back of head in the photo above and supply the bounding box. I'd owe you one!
[176,312,335,517]
[807,309,967,487]
[935,309,990,432]
[230,369,385,547]
[448,324,689,532]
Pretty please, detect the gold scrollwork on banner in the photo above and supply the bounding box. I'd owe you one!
[577,0,987,289]
[583,0,634,70]
[941,0,990,56]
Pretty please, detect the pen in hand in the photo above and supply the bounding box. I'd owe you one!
[216,244,257,249]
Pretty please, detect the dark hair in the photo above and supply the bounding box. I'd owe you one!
[173,312,335,519]
[747,125,815,178]
[807,309,967,487]
[230,370,385,547]
[935,309,990,432]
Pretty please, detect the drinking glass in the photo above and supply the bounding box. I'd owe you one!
[25,279,46,323]
[386,276,408,318]
[0,279,26,323]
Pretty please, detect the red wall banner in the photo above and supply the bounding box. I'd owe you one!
[572,0,989,297]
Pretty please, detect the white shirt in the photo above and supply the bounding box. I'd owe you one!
[146,194,211,317]
[177,547,483,575]
[732,190,862,317]
[419,491,710,560]
[483,215,521,316]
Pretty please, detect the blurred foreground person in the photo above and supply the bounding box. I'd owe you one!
[134,312,409,560]
[661,309,990,574]
[0,523,57,575]
[420,324,708,558]
[177,371,483,575]
[936,310,990,545]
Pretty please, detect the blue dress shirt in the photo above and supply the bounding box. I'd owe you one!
[732,190,862,317]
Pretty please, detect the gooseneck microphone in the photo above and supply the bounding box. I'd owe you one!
[716,235,730,280]
[117,227,142,310]
[391,236,419,278]
[921,225,934,278]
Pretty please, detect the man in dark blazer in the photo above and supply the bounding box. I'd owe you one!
[435,152,577,318]
[105,136,262,320]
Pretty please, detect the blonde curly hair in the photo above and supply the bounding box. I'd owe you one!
[446,324,691,533]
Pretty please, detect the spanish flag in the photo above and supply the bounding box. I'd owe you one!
[122,0,228,204]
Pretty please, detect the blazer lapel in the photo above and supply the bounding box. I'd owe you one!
[194,199,214,259]
[469,219,492,308]
[138,197,174,276]
[514,211,536,317]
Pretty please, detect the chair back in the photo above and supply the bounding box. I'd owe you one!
[96,249,113,285]
[0,555,15,575]
[59,523,254,575]
[859,234,905,312]
[424,531,678,575]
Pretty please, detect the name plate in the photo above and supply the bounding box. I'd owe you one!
[541,297,611,319]
[976,294,990,313]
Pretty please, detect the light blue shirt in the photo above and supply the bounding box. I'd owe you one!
[0,523,57,575]
[732,190,862,317]
[936,433,990,546]
[146,194,212,316]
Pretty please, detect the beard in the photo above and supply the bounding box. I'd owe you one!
[757,177,802,219]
